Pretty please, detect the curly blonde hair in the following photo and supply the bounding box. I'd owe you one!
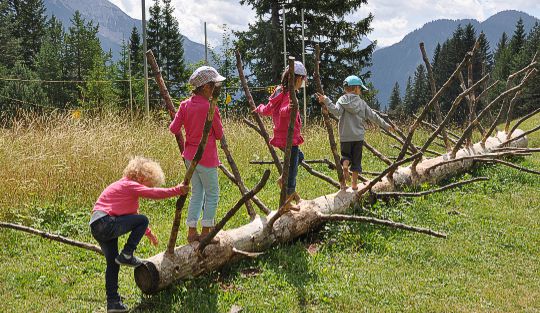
[123,156,165,187]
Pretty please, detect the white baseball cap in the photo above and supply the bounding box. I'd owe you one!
[285,61,307,77]
[189,66,226,88]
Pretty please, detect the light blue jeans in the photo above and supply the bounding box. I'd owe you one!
[185,160,219,228]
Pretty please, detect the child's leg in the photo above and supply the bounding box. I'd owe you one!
[90,219,121,304]
[351,171,359,190]
[199,165,219,227]
[340,142,353,185]
[342,159,350,182]
[350,141,364,190]
[113,214,149,256]
[186,160,205,231]
[286,146,300,196]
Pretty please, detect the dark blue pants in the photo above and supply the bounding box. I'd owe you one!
[90,214,148,302]
[286,146,304,195]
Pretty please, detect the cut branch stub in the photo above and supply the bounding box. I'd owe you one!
[314,44,346,189]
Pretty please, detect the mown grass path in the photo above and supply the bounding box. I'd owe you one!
[0,114,539,312]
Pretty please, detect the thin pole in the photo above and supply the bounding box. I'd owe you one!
[301,8,306,125]
[204,22,208,65]
[128,52,133,120]
[282,5,287,69]
[142,0,149,116]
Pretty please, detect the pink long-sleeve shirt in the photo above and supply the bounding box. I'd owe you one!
[255,87,304,149]
[93,178,184,234]
[169,94,223,167]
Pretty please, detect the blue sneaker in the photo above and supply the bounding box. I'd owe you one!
[115,253,142,267]
[107,300,129,312]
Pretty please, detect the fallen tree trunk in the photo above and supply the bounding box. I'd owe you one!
[134,130,528,294]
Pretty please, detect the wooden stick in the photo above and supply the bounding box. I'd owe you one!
[509,107,540,137]
[0,222,102,254]
[317,214,447,238]
[425,152,531,173]
[479,159,540,175]
[420,42,451,151]
[476,80,500,102]
[146,50,185,154]
[266,193,298,232]
[220,136,257,218]
[416,116,460,140]
[455,69,537,157]
[364,140,392,165]
[198,170,271,252]
[236,50,283,174]
[374,177,488,198]
[500,124,540,147]
[314,44,346,189]
[504,90,523,133]
[457,71,485,142]
[218,165,270,215]
[279,57,300,206]
[250,158,337,170]
[300,161,340,189]
[165,83,221,255]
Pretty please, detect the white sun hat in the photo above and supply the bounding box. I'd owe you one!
[285,61,307,76]
[189,66,226,88]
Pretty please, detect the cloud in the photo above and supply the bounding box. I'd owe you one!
[108,0,540,48]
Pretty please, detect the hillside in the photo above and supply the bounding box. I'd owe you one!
[42,0,206,63]
[370,10,539,108]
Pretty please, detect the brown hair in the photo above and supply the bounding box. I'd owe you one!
[280,68,303,92]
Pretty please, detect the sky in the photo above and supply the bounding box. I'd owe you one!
[109,0,540,48]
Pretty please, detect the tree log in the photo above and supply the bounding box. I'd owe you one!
[133,129,529,294]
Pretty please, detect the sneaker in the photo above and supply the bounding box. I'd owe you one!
[107,300,129,313]
[115,253,142,267]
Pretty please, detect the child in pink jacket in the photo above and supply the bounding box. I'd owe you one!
[255,61,307,201]
[169,66,225,244]
[89,156,189,312]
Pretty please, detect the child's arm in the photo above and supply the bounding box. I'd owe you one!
[131,182,190,200]
[316,93,343,118]
[212,106,224,140]
[255,86,284,116]
[169,104,185,134]
[364,102,392,131]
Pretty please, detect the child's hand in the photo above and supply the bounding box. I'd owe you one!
[146,231,159,247]
[315,92,325,104]
[178,182,190,195]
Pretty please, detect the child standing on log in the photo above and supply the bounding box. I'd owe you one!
[89,156,189,312]
[169,66,225,244]
[316,75,393,190]
[254,61,307,201]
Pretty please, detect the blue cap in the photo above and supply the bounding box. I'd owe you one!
[343,75,369,91]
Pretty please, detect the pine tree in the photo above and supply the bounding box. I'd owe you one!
[160,0,187,98]
[0,1,21,68]
[403,76,413,118]
[35,16,69,107]
[236,0,376,114]
[0,62,46,116]
[509,18,526,55]
[512,22,540,116]
[64,11,103,104]
[409,64,429,116]
[492,32,512,82]
[9,0,47,68]
[129,26,143,77]
[80,50,118,110]
[388,82,403,116]
[147,0,163,63]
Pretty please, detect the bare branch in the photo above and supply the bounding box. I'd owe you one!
[198,170,271,253]
[300,161,340,189]
[374,177,489,198]
[500,124,540,147]
[317,214,447,238]
[479,159,540,175]
[0,222,102,254]
[266,193,299,231]
[364,141,393,165]
[509,107,540,139]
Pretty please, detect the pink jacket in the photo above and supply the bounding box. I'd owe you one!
[93,178,184,234]
[169,94,224,167]
[255,87,304,149]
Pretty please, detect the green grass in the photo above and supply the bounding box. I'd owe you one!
[0,112,539,312]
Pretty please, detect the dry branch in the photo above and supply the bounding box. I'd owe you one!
[314,44,346,189]
[0,222,102,254]
[300,161,340,189]
[236,50,283,174]
[218,165,270,215]
[364,141,392,165]
[509,107,540,139]
[317,214,447,238]
[373,177,488,198]
[198,170,271,252]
